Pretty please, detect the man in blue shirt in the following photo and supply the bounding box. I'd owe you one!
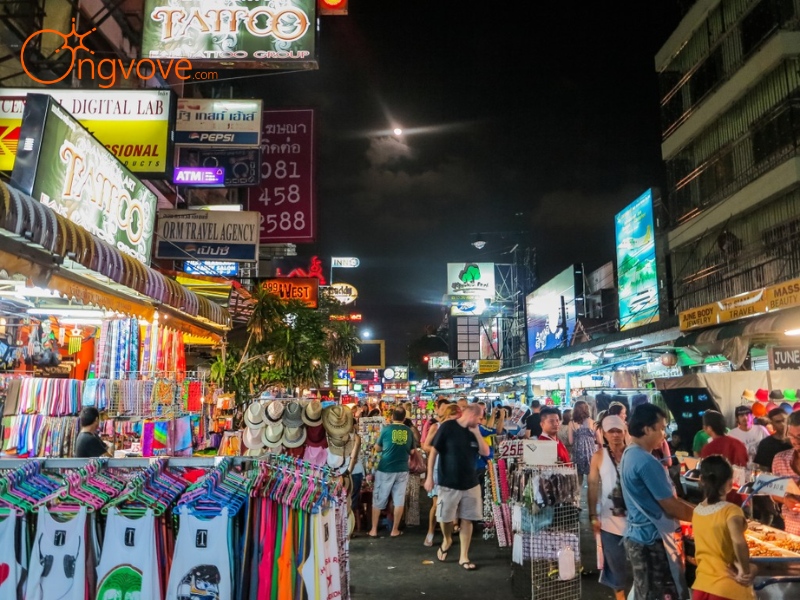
[620,403,694,600]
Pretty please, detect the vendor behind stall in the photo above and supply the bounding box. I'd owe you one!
[771,410,800,535]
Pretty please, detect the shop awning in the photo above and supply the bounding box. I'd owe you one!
[674,306,800,347]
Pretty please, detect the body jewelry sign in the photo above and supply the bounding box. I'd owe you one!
[10,94,157,264]
[141,0,317,68]
[156,209,260,262]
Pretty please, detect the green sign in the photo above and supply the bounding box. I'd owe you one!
[11,94,156,264]
[352,383,362,392]
[141,0,317,67]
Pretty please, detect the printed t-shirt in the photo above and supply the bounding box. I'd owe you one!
[0,512,22,599]
[433,420,479,490]
[754,436,792,471]
[728,426,769,462]
[74,431,107,457]
[376,424,413,473]
[692,502,756,600]
[27,506,87,600]
[96,509,160,600]
[619,444,676,545]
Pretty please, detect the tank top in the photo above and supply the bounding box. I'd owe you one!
[0,511,22,600]
[95,509,160,600]
[166,508,232,600]
[27,506,87,600]
[598,447,627,535]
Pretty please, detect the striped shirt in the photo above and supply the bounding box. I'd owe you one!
[771,449,800,535]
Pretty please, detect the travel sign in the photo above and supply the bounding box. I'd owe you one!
[141,0,317,68]
[10,94,157,264]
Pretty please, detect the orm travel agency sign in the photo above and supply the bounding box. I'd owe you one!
[156,210,260,262]
[141,0,316,67]
[10,94,157,264]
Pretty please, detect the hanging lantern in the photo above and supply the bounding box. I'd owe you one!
[661,351,678,367]
[68,328,82,355]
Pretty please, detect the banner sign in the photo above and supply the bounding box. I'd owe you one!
[680,277,800,331]
[248,109,316,243]
[478,359,501,373]
[156,209,260,261]
[175,99,262,147]
[10,94,157,264]
[616,189,660,331]
[141,0,316,68]
[522,440,558,465]
[0,88,173,176]
[184,261,240,277]
[177,147,260,187]
[173,167,225,186]
[262,277,319,308]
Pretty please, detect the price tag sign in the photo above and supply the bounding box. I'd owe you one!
[249,109,316,243]
[522,439,558,466]
[498,440,524,459]
[755,474,800,497]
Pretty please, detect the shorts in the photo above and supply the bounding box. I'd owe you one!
[624,537,678,600]
[599,530,627,591]
[436,485,482,523]
[372,470,409,510]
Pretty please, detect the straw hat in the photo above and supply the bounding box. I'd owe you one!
[322,405,353,437]
[262,422,285,448]
[302,400,323,427]
[741,389,756,402]
[283,401,304,428]
[244,402,266,429]
[282,425,307,449]
[305,424,328,448]
[265,400,285,423]
[327,432,354,456]
[243,427,265,450]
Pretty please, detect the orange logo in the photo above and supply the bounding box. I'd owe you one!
[20,18,205,88]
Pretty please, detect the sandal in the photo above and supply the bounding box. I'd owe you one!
[459,561,477,570]
[437,544,450,562]
[424,533,434,547]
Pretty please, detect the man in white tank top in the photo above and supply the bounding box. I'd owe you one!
[588,414,629,600]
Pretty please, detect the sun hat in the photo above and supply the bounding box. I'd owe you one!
[327,432,354,456]
[243,426,265,450]
[265,400,285,423]
[770,390,785,400]
[735,405,752,416]
[322,405,353,437]
[602,415,627,432]
[741,390,756,402]
[326,450,345,469]
[755,389,769,402]
[244,402,266,429]
[283,401,304,428]
[785,389,798,401]
[302,400,323,427]
[281,425,307,449]
[305,423,328,447]
[262,422,285,448]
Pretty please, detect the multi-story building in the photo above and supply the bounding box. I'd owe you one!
[657,0,800,314]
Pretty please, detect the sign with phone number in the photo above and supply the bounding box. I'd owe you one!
[248,109,316,243]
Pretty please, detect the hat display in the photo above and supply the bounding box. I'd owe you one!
[766,402,779,413]
[244,402,266,429]
[322,405,353,437]
[326,450,345,469]
[266,400,285,423]
[602,415,627,432]
[262,422,285,448]
[770,390,784,400]
[282,425,307,449]
[283,401,304,428]
[305,424,328,447]
[741,390,756,402]
[785,389,798,401]
[327,432,354,456]
[795,401,800,412]
[302,400,323,427]
[735,405,753,416]
[755,389,769,402]
[243,426,265,450]
[752,402,767,418]
[781,402,794,414]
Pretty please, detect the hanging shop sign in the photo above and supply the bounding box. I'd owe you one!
[679,277,800,331]
[141,0,317,68]
[177,147,260,187]
[616,189,660,331]
[10,94,157,264]
[332,257,360,268]
[183,261,240,277]
[769,346,800,370]
[156,209,260,262]
[446,263,495,301]
[0,88,173,176]
[478,359,502,374]
[525,265,581,359]
[328,282,358,305]
[175,99,262,147]
[248,109,316,243]
[172,167,225,186]
[262,276,319,308]
[428,355,452,371]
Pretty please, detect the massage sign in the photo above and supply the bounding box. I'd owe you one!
[10,94,157,264]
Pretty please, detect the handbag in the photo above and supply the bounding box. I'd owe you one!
[408,450,426,475]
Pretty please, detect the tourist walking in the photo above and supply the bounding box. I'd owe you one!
[569,400,596,485]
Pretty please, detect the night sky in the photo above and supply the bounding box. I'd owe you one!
[225,1,683,364]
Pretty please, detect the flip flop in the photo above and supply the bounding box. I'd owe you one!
[424,533,434,547]
[390,531,404,537]
[459,561,477,571]
[367,533,379,538]
[437,544,450,562]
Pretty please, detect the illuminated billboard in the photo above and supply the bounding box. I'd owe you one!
[616,189,660,331]
[446,263,495,301]
[526,265,581,359]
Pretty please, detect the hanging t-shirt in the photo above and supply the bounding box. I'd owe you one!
[0,511,23,600]
[95,509,160,600]
[27,506,87,600]
[166,508,231,600]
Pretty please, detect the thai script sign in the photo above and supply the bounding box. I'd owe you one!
[175,99,262,147]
